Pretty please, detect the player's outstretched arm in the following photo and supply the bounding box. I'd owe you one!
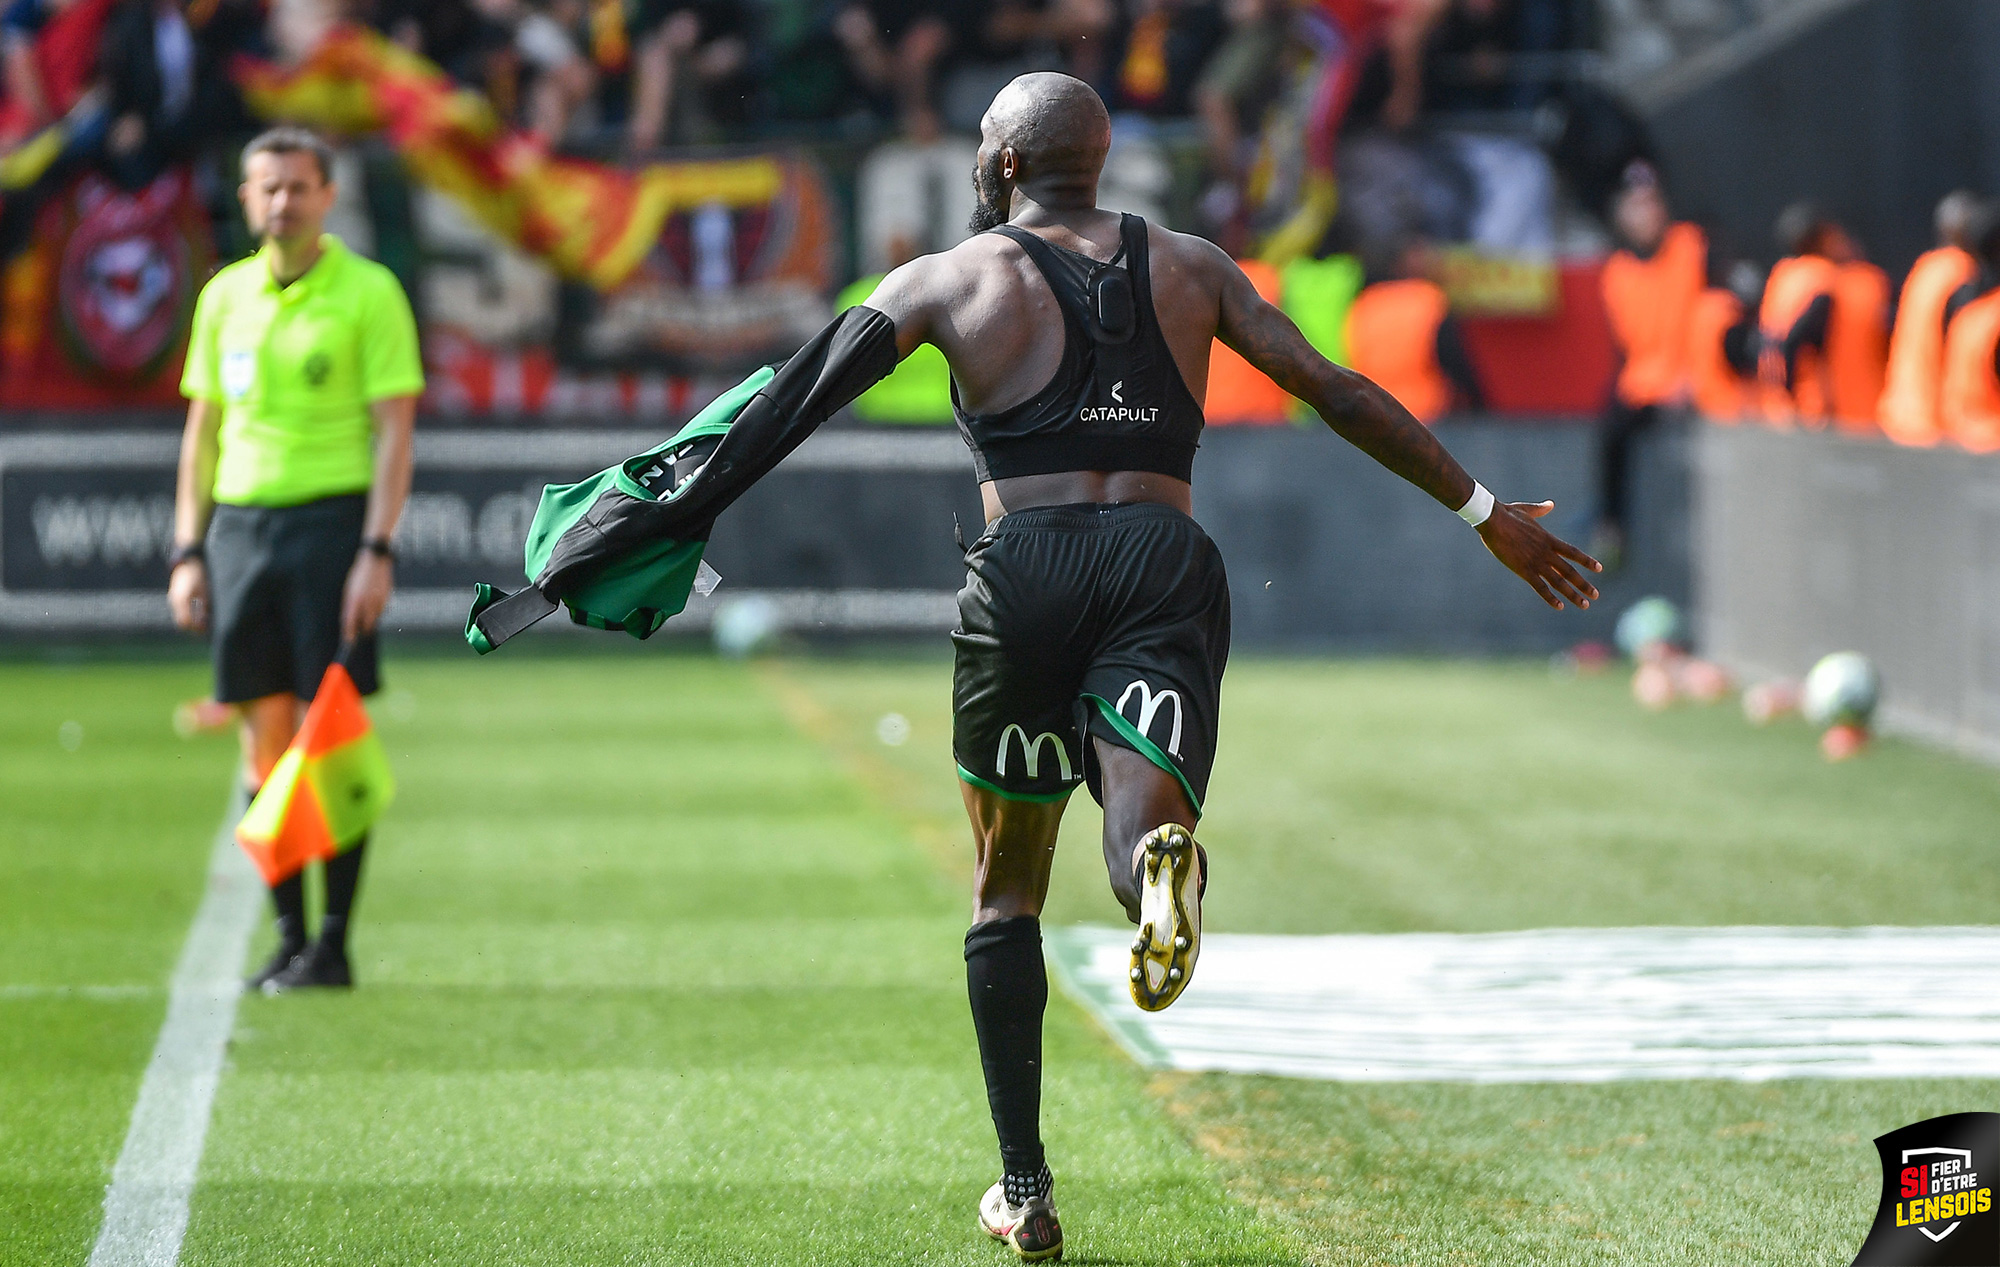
[1213,251,1602,610]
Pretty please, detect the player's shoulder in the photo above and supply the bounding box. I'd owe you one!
[1137,217,1245,299]
[935,230,1029,274]
[878,233,1026,305]
[1136,217,1227,261]
[1139,217,1231,266]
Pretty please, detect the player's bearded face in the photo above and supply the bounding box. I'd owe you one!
[969,151,1010,233]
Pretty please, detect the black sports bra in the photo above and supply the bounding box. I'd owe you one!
[952,213,1206,483]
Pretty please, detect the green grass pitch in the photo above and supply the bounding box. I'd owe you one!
[5,650,1997,1265]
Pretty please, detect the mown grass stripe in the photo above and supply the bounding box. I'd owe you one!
[1050,924,2000,1082]
[87,806,259,1267]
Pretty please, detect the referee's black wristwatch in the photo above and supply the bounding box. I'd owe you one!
[167,542,204,572]
[360,536,397,562]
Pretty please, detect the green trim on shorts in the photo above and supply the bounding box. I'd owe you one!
[1081,694,1203,819]
[955,765,1078,803]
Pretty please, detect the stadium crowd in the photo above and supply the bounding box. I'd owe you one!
[0,0,1588,235]
[7,0,2000,474]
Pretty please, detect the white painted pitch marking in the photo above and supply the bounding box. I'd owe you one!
[88,812,261,1267]
[1047,925,2000,1083]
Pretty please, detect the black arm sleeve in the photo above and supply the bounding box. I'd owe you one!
[1944,280,1986,334]
[1781,292,1832,390]
[1433,315,1486,413]
[536,305,899,595]
[1721,313,1759,377]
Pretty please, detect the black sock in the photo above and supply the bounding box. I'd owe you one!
[319,837,366,955]
[966,915,1048,1193]
[269,871,307,954]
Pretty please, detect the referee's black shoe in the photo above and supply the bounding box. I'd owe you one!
[244,943,305,992]
[261,939,352,993]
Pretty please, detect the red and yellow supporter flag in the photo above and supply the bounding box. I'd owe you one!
[235,663,394,885]
[231,25,772,292]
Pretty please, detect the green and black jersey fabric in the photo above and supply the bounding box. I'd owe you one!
[465,306,898,652]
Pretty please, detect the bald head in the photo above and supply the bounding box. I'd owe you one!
[981,73,1111,193]
[1936,190,1983,250]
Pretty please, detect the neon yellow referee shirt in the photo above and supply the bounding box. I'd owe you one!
[181,235,424,507]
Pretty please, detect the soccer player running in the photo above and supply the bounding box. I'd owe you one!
[857,74,1600,1261]
[168,128,423,993]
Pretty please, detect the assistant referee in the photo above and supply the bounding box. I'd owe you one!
[168,127,423,993]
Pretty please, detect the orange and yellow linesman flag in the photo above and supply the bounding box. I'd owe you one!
[235,663,394,885]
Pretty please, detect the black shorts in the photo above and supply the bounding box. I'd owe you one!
[206,495,380,704]
[952,502,1230,815]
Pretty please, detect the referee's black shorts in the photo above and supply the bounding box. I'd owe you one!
[951,502,1230,817]
[205,494,380,703]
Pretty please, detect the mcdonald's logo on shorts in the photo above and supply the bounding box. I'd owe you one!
[996,724,1073,781]
[1116,678,1184,758]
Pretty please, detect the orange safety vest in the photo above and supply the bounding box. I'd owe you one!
[1939,287,2000,453]
[1345,278,1451,423]
[1878,245,1977,446]
[1206,259,1293,424]
[1686,288,1751,423]
[1758,254,1839,425]
[1826,261,1888,432]
[1601,222,1706,408]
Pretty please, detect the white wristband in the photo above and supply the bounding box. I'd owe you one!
[1456,482,1495,527]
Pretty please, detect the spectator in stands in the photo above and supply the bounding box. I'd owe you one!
[0,0,120,261]
[0,0,111,147]
[1261,0,1449,266]
[625,1,752,150]
[97,0,249,189]
[855,126,976,271]
[978,0,1112,91]
[1939,205,2000,454]
[1344,236,1483,424]
[1108,0,1222,119]
[473,0,597,145]
[1418,0,1524,115]
[1193,0,1287,254]
[1878,189,1982,447]
[758,0,863,125]
[376,0,513,107]
[834,0,959,140]
[1756,202,1888,431]
[1594,160,1702,564]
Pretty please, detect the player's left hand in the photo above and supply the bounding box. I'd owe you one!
[1475,500,1602,610]
[341,551,394,640]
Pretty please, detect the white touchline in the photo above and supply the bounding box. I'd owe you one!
[88,807,261,1267]
[1048,924,2000,1083]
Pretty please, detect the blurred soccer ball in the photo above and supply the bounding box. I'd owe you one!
[1615,596,1682,660]
[1801,652,1880,729]
[713,596,783,658]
